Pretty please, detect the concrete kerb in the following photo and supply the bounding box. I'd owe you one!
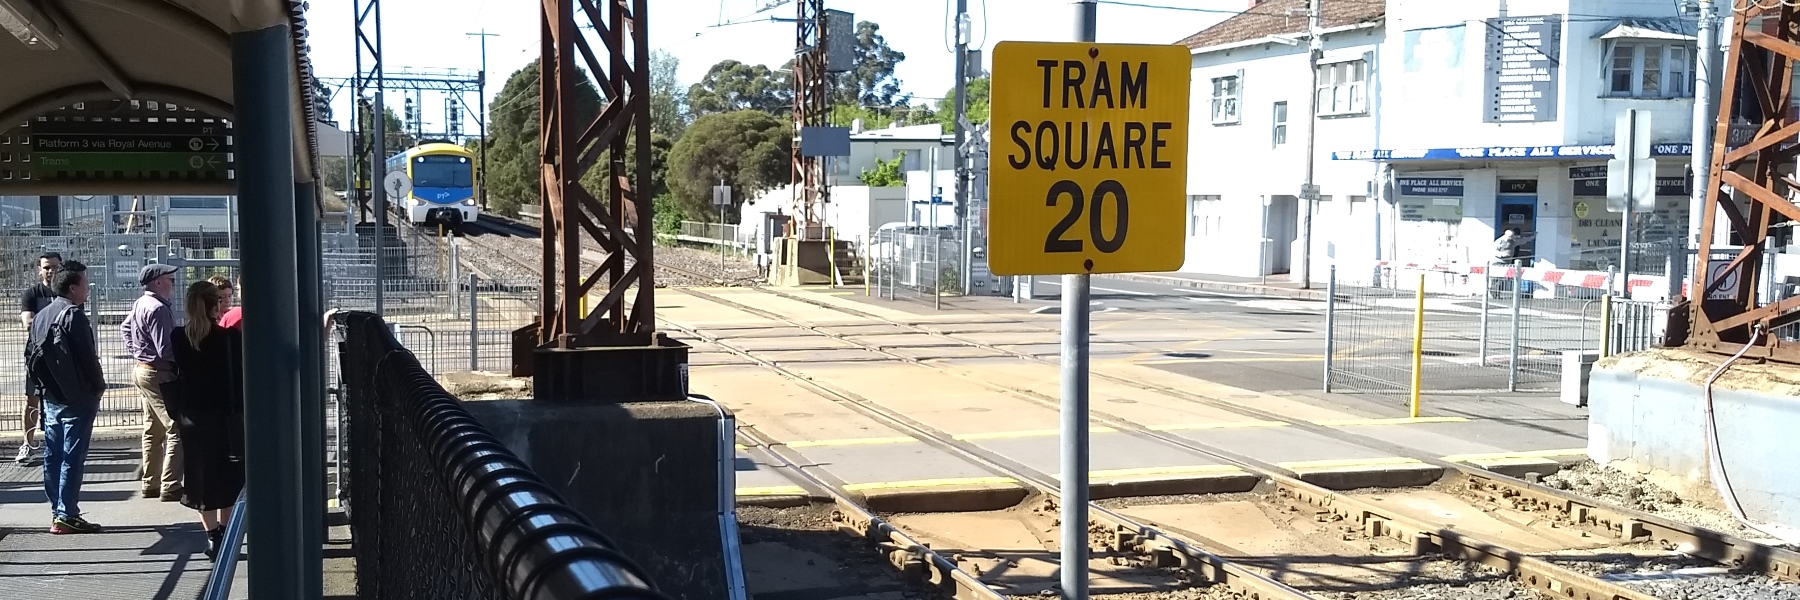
[1103,273,1328,301]
[0,424,139,444]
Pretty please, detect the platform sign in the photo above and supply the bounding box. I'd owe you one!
[29,119,233,181]
[987,41,1190,276]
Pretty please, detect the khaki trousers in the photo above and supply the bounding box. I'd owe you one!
[133,365,182,494]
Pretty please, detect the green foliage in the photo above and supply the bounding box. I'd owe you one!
[829,104,896,130]
[482,59,603,217]
[858,154,905,187]
[667,110,793,220]
[686,60,791,117]
[832,21,909,108]
[652,192,685,236]
[649,50,688,139]
[937,76,990,134]
[577,133,675,211]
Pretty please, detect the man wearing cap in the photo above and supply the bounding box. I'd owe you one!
[120,263,182,501]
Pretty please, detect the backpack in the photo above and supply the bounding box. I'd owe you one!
[23,303,75,381]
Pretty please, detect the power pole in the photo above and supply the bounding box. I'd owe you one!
[953,0,970,292]
[468,30,497,210]
[1298,0,1321,289]
[1682,0,1718,301]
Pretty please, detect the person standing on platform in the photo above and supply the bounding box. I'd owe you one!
[211,276,241,329]
[122,263,182,501]
[14,251,61,465]
[165,281,245,559]
[26,261,104,534]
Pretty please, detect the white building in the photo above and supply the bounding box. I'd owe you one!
[740,123,951,247]
[1180,0,1709,286]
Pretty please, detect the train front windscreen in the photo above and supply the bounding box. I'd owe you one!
[412,155,473,191]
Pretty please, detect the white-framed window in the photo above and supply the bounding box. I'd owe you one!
[1315,59,1368,116]
[1272,101,1288,146]
[1211,73,1242,125]
[1190,195,1223,236]
[1606,41,1694,98]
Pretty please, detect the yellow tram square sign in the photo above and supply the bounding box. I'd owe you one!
[987,41,1190,276]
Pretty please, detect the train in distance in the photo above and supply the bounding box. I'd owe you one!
[384,140,479,227]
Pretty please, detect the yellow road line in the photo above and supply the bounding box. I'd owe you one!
[784,436,920,448]
[737,485,809,496]
[1151,420,1289,431]
[1312,416,1471,427]
[1441,449,1587,463]
[1278,457,1428,471]
[1131,356,1321,365]
[1081,464,1246,479]
[956,427,1117,440]
[843,476,1019,492]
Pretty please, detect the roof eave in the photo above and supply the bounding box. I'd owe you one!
[1188,21,1383,56]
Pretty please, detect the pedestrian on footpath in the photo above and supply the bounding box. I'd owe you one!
[25,261,104,534]
[122,263,182,501]
[165,281,245,560]
[210,276,241,329]
[14,251,61,465]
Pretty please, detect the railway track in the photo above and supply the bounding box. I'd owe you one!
[670,286,1800,599]
[462,213,762,287]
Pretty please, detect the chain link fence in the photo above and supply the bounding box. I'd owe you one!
[867,228,966,309]
[1325,264,1661,397]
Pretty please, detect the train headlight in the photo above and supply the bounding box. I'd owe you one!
[461,199,476,206]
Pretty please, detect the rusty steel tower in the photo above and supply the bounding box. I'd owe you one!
[789,0,830,236]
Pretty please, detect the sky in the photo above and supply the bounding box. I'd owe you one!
[303,0,1235,134]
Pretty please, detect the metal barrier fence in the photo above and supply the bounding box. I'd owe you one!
[867,229,965,309]
[1325,265,1660,397]
[333,311,670,600]
[676,221,751,255]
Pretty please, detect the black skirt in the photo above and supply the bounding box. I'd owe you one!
[172,405,244,511]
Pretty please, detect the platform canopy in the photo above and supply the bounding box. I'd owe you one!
[0,0,320,195]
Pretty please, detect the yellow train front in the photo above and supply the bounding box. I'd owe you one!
[385,142,479,227]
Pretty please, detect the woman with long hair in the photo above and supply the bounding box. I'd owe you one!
[165,281,245,559]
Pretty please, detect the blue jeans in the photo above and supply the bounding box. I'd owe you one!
[42,393,96,520]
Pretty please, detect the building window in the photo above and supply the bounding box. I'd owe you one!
[1190,195,1222,236]
[1272,101,1288,146]
[1606,41,1693,98]
[1211,74,1241,125]
[1315,59,1367,116]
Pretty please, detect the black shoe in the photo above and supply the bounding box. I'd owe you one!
[51,515,102,534]
[204,526,223,560]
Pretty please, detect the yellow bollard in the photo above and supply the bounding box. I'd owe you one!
[1599,295,1613,359]
[578,294,589,319]
[1410,272,1425,418]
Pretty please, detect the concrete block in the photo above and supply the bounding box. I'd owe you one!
[465,398,739,600]
[1560,350,1598,407]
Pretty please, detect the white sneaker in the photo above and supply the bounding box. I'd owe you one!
[13,444,35,465]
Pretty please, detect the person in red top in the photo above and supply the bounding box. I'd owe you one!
[209,276,241,328]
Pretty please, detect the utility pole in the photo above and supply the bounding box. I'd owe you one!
[468,30,497,210]
[953,0,970,292]
[1298,0,1321,289]
[1683,0,1719,301]
[1064,9,1095,600]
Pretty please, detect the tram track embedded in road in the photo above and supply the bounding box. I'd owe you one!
[679,286,1800,598]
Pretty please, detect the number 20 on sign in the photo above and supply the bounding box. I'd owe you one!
[988,41,1190,276]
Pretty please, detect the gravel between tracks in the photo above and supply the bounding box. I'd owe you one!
[1311,560,1545,600]
[1545,548,1800,600]
[738,504,932,599]
[1541,461,1777,541]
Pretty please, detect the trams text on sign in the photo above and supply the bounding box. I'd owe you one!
[988,41,1190,276]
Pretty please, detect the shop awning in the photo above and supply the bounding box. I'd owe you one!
[1594,18,1697,42]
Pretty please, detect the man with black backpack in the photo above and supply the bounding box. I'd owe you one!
[25,261,104,534]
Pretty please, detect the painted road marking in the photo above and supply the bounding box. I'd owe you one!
[1312,416,1471,427]
[1079,464,1246,479]
[1440,449,1586,463]
[738,485,810,496]
[842,476,1019,492]
[784,436,919,448]
[1151,420,1289,431]
[1130,356,1321,365]
[957,427,1119,440]
[1278,457,1427,471]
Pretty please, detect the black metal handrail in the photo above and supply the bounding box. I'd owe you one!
[334,310,669,600]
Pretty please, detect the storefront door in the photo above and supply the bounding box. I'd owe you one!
[1496,196,1537,262]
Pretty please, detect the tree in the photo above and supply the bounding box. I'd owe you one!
[686,60,790,117]
[311,79,335,124]
[666,110,792,221]
[832,21,908,109]
[858,154,905,187]
[649,50,688,138]
[936,76,989,134]
[481,59,603,217]
[578,132,674,212]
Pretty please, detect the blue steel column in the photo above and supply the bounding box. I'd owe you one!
[296,180,326,598]
[233,24,307,598]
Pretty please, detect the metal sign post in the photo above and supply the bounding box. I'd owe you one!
[988,9,1189,596]
[714,183,732,274]
[1607,109,1653,299]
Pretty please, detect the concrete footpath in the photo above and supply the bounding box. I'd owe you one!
[660,286,1592,512]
